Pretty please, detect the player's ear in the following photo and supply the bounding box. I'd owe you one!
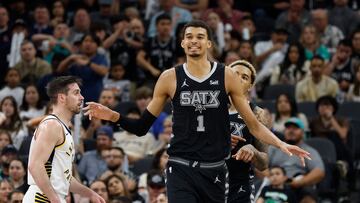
[207,40,212,48]
[181,40,185,48]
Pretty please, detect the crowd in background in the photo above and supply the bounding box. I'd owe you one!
[0,0,359,202]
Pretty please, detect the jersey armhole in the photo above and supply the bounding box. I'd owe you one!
[34,118,66,148]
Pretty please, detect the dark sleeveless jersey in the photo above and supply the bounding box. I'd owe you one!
[168,62,231,162]
[226,104,258,182]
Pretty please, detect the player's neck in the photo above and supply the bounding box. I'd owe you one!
[51,108,73,126]
[186,56,211,77]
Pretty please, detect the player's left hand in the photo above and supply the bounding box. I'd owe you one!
[230,134,246,149]
[279,141,311,167]
[232,144,255,162]
[89,191,106,203]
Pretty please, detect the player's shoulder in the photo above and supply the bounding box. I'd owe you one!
[38,117,63,132]
[159,67,176,82]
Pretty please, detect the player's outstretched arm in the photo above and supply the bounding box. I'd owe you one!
[27,120,65,203]
[84,68,175,136]
[69,177,105,203]
[225,67,311,166]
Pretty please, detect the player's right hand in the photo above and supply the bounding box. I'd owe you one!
[230,134,246,149]
[83,102,119,122]
[90,191,106,203]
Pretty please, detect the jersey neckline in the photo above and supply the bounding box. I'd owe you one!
[183,62,217,83]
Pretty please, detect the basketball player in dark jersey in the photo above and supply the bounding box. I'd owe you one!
[84,20,311,203]
[227,60,271,203]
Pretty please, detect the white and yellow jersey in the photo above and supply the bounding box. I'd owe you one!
[27,114,75,197]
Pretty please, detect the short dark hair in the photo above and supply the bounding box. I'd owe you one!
[316,95,338,114]
[135,86,153,100]
[181,20,213,41]
[47,76,82,104]
[271,165,286,176]
[81,33,101,46]
[337,38,352,48]
[110,146,125,156]
[156,13,171,25]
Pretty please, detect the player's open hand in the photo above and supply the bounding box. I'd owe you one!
[279,141,311,167]
[89,191,106,203]
[83,102,119,122]
[230,134,246,149]
[232,144,255,162]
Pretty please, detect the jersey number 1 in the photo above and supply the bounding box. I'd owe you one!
[197,115,205,132]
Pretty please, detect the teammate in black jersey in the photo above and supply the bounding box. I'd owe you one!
[227,60,271,203]
[84,20,311,203]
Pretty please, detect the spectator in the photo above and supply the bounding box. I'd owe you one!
[57,33,109,102]
[156,192,168,203]
[89,180,109,203]
[8,19,28,68]
[9,190,24,203]
[236,16,257,43]
[30,4,53,36]
[19,84,45,121]
[137,14,179,84]
[296,55,339,102]
[105,173,131,200]
[147,0,192,37]
[50,1,67,27]
[0,179,13,203]
[0,69,24,107]
[325,39,354,98]
[78,125,113,184]
[300,25,330,61]
[238,40,258,71]
[312,9,344,55]
[144,170,166,203]
[204,11,225,54]
[103,61,131,102]
[90,0,114,31]
[329,0,359,36]
[0,6,11,86]
[0,145,19,179]
[0,97,27,149]
[351,29,360,70]
[68,9,91,44]
[113,108,156,164]
[268,117,325,203]
[275,0,312,42]
[100,147,130,177]
[0,131,12,153]
[8,158,28,193]
[13,40,52,85]
[103,16,141,82]
[153,116,173,152]
[347,64,360,101]
[257,166,297,203]
[270,42,309,85]
[272,93,309,135]
[134,86,168,138]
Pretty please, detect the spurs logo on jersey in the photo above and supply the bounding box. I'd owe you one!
[230,122,245,137]
[180,90,220,113]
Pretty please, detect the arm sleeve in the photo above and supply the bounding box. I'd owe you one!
[116,109,157,137]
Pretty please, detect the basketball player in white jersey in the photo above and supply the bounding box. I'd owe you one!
[23,76,105,203]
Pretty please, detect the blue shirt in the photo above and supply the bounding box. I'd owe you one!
[78,150,108,184]
[69,53,109,102]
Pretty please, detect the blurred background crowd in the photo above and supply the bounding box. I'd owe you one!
[0,0,359,202]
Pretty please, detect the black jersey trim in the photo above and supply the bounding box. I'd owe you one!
[183,61,217,83]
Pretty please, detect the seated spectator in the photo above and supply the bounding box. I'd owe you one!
[268,118,325,203]
[0,179,13,203]
[270,42,309,85]
[19,84,45,121]
[105,173,131,200]
[204,11,225,54]
[351,29,360,70]
[0,97,27,149]
[0,145,19,179]
[8,158,28,193]
[89,180,109,203]
[238,40,258,71]
[30,4,53,36]
[9,190,24,203]
[0,131,12,153]
[113,108,156,164]
[329,0,359,36]
[0,6,11,86]
[0,69,24,107]
[272,93,309,135]
[347,64,360,101]
[57,33,109,103]
[78,125,113,184]
[100,147,131,178]
[312,9,344,55]
[300,25,330,61]
[68,9,91,44]
[103,61,131,102]
[143,170,166,203]
[90,0,114,31]
[296,55,339,102]
[153,116,173,153]
[257,166,297,203]
[13,40,52,85]
[50,1,67,27]
[325,39,354,98]
[275,0,311,42]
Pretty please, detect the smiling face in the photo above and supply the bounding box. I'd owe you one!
[181,27,212,58]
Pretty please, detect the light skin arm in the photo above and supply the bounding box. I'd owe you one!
[256,197,265,203]
[87,61,109,76]
[225,67,310,164]
[136,50,161,77]
[27,120,64,203]
[291,168,325,188]
[69,177,105,203]
[103,29,121,49]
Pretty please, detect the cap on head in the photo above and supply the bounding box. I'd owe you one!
[96,125,114,139]
[147,170,165,188]
[284,117,305,131]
